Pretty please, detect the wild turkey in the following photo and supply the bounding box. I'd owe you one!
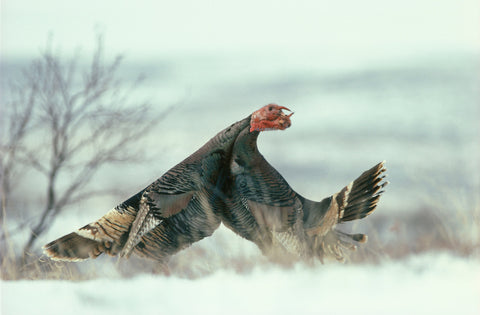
[43,104,387,264]
[221,104,387,261]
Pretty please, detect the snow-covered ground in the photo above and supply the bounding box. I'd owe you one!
[1,253,479,315]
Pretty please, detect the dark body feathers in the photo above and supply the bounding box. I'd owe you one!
[44,110,387,264]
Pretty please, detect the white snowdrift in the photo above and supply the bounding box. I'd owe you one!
[1,253,479,315]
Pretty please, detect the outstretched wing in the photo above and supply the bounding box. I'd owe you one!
[120,146,228,258]
[44,116,252,262]
[43,167,206,262]
[133,187,222,261]
[43,191,143,261]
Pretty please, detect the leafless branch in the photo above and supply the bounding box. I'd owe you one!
[0,33,168,257]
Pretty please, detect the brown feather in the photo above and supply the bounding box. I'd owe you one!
[43,207,136,260]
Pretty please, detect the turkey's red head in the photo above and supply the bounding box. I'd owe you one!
[250,104,293,132]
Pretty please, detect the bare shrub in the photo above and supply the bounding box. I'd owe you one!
[0,34,165,267]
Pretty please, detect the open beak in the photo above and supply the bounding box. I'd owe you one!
[276,108,293,130]
[279,107,294,118]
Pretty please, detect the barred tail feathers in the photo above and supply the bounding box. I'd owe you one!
[336,161,388,223]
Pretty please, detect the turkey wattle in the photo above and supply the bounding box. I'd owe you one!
[43,104,387,264]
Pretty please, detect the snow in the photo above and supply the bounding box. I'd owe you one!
[2,253,479,315]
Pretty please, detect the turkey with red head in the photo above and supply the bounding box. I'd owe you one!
[43,104,387,265]
[222,104,387,261]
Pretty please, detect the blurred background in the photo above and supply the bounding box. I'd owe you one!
[1,0,479,279]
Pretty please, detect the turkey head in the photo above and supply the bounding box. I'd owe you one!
[250,104,293,132]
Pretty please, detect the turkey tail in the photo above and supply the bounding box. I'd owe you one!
[43,192,142,261]
[306,162,387,262]
[336,161,388,222]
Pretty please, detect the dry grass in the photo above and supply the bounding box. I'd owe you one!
[1,203,479,281]
[348,207,480,264]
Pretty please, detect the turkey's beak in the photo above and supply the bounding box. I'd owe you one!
[278,107,294,120]
[276,110,293,130]
[276,107,293,128]
[277,106,291,112]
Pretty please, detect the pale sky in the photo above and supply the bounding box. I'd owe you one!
[1,0,479,61]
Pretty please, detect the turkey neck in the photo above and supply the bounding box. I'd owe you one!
[232,127,261,163]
